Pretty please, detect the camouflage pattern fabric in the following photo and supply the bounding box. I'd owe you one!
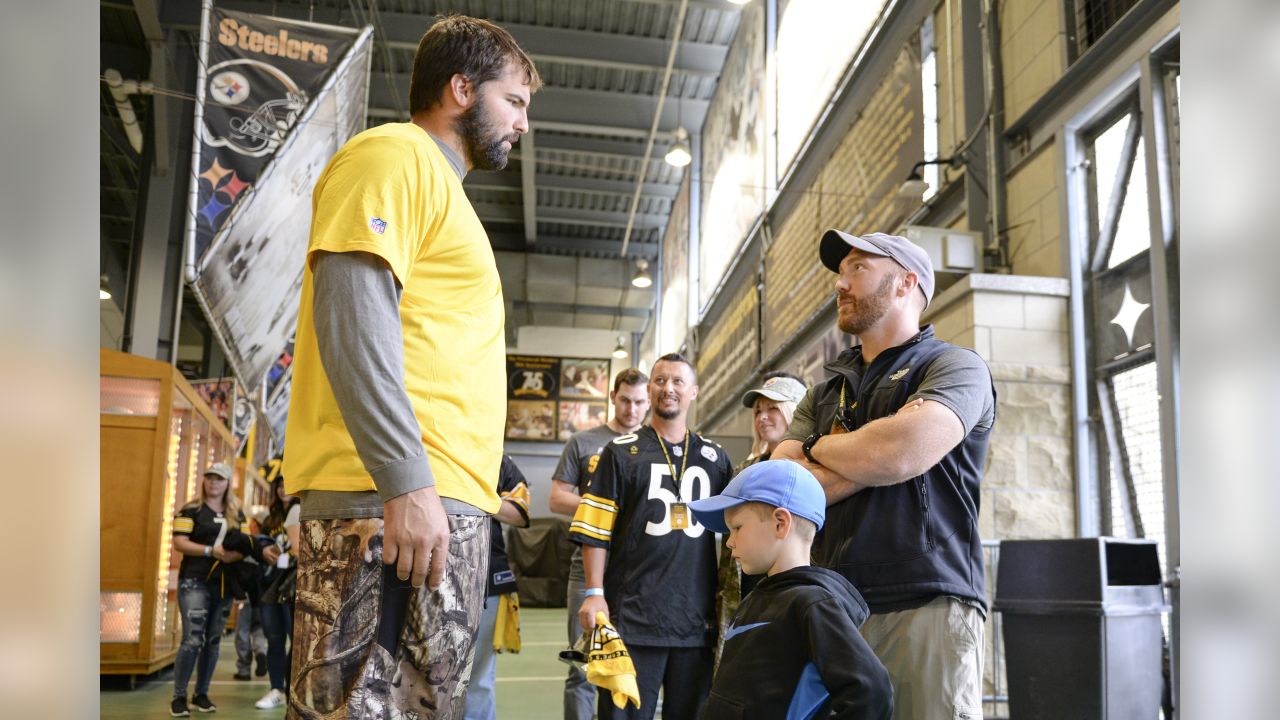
[288,515,490,719]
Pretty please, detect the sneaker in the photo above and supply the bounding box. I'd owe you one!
[191,694,217,713]
[255,688,287,710]
[255,652,268,677]
[232,670,251,681]
[170,697,190,717]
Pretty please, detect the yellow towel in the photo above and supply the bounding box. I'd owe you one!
[493,592,521,653]
[586,611,641,709]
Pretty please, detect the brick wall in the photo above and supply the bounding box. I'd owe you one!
[1005,141,1065,277]
[1000,0,1068,123]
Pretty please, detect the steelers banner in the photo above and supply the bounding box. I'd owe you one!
[187,6,373,393]
[191,8,359,261]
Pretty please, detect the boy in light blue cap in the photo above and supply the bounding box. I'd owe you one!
[689,460,892,719]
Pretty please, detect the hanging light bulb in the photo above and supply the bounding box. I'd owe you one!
[664,127,692,168]
[631,258,653,288]
[612,335,629,359]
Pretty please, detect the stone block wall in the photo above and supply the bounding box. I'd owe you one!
[926,272,1076,541]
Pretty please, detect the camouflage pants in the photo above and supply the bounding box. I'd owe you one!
[288,515,490,720]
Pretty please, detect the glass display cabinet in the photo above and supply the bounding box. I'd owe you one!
[99,349,237,675]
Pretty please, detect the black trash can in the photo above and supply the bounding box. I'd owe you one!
[994,538,1168,719]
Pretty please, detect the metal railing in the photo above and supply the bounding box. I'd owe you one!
[983,539,1009,719]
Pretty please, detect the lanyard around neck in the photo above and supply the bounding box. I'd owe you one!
[655,427,689,484]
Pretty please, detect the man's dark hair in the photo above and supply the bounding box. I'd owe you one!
[653,352,696,382]
[612,368,649,393]
[409,15,542,115]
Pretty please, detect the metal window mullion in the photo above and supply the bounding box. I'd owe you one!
[1064,128,1101,537]
[1141,49,1181,719]
[1098,373,1145,538]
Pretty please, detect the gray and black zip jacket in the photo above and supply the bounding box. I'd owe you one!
[702,566,892,720]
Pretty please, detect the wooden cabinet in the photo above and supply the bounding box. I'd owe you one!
[100,350,238,675]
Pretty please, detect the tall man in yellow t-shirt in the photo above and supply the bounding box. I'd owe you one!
[282,16,539,718]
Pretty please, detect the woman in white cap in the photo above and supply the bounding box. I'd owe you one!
[739,372,808,467]
[168,462,248,717]
[715,371,809,664]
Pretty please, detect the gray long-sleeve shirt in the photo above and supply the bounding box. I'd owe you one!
[300,133,482,520]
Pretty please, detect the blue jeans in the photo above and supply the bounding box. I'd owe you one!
[564,549,596,720]
[173,578,232,699]
[260,601,293,691]
[234,597,265,674]
[462,594,500,720]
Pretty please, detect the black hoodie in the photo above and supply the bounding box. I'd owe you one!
[702,566,893,720]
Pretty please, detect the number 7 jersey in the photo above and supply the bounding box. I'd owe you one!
[569,425,734,646]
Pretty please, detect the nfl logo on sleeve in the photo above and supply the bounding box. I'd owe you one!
[369,217,387,234]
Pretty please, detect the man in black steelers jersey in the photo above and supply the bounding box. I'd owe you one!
[570,353,734,720]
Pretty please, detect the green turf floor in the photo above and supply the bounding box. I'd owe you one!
[101,607,577,719]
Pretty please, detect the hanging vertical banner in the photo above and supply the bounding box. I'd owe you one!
[185,5,374,395]
[192,8,360,261]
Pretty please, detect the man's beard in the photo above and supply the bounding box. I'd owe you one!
[456,100,513,171]
[654,399,681,420]
[837,272,897,335]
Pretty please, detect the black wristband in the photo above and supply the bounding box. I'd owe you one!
[802,433,823,464]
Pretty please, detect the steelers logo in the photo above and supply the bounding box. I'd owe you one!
[210,71,251,105]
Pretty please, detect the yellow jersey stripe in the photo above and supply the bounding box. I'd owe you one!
[571,502,616,538]
[569,522,611,542]
[172,518,194,534]
[580,495,618,512]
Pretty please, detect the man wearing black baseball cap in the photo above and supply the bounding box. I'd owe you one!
[774,229,996,720]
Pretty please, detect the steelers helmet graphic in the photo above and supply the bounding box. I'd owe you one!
[202,58,309,158]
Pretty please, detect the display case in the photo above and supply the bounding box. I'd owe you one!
[100,349,238,675]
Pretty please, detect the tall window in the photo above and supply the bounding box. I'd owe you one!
[1083,103,1160,548]
[1076,46,1179,571]
[920,16,940,201]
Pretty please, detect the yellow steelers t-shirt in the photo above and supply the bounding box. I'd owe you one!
[283,123,504,513]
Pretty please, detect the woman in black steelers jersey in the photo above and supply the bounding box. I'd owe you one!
[168,462,249,717]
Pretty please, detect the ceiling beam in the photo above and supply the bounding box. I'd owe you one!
[160,3,730,76]
[535,133,653,159]
[467,171,678,199]
[489,232,659,260]
[511,301,651,318]
[369,82,709,135]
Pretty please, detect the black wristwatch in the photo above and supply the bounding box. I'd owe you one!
[802,433,823,464]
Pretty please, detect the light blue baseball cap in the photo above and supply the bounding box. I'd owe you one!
[689,460,825,534]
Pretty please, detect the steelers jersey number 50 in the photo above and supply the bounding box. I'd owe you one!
[643,464,711,538]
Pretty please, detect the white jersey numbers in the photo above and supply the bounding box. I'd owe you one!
[643,464,711,538]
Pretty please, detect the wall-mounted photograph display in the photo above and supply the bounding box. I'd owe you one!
[559,358,609,398]
[506,355,611,441]
[559,401,608,441]
[506,400,557,441]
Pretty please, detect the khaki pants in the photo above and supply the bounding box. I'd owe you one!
[860,596,984,720]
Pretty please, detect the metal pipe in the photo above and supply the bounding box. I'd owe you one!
[980,0,1008,261]
[182,0,214,285]
[946,0,957,151]
[102,69,154,154]
[619,0,689,258]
